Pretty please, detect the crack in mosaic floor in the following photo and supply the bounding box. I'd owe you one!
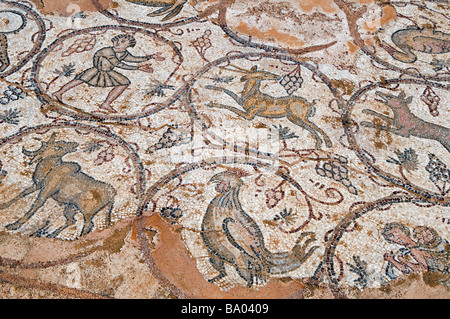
[0,0,448,299]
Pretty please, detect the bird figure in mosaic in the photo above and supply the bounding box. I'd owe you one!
[201,169,318,288]
[124,0,188,21]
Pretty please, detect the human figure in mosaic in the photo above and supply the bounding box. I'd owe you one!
[413,225,450,287]
[382,222,428,274]
[52,34,164,113]
[382,222,450,287]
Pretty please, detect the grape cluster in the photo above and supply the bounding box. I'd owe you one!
[0,85,25,105]
[425,153,450,186]
[315,155,358,195]
[62,35,96,57]
[279,73,303,96]
[421,86,440,117]
[146,127,191,154]
[192,30,212,55]
[265,187,284,209]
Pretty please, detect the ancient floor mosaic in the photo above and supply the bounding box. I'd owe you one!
[0,0,448,299]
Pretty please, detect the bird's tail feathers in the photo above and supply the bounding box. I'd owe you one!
[266,232,319,275]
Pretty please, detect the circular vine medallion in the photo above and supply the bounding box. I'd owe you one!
[0,122,145,241]
[135,157,354,297]
[345,79,450,204]
[185,53,343,156]
[32,25,183,121]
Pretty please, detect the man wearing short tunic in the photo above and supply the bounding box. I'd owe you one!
[52,34,164,113]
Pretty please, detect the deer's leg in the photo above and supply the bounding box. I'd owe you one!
[48,204,78,238]
[288,104,332,148]
[104,201,115,228]
[362,109,395,125]
[205,85,243,105]
[207,103,259,120]
[102,184,116,228]
[290,117,322,148]
[287,114,331,148]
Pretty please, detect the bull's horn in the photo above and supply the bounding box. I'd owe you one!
[47,132,57,143]
[22,137,46,158]
[22,146,38,157]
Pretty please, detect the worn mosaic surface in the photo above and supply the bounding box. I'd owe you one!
[0,0,448,299]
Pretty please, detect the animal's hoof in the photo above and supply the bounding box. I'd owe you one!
[5,222,21,230]
[47,232,59,239]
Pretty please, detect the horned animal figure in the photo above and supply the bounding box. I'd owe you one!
[0,133,116,237]
[361,91,450,153]
[205,65,332,149]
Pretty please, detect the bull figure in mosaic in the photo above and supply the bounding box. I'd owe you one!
[0,133,116,237]
[201,169,318,288]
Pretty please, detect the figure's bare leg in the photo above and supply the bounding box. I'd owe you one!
[99,85,128,113]
[52,80,84,102]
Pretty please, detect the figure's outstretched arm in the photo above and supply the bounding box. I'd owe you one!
[105,54,139,70]
[123,52,152,63]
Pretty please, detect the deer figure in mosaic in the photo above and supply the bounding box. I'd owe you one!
[0,133,116,237]
[205,65,332,149]
[361,91,450,153]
